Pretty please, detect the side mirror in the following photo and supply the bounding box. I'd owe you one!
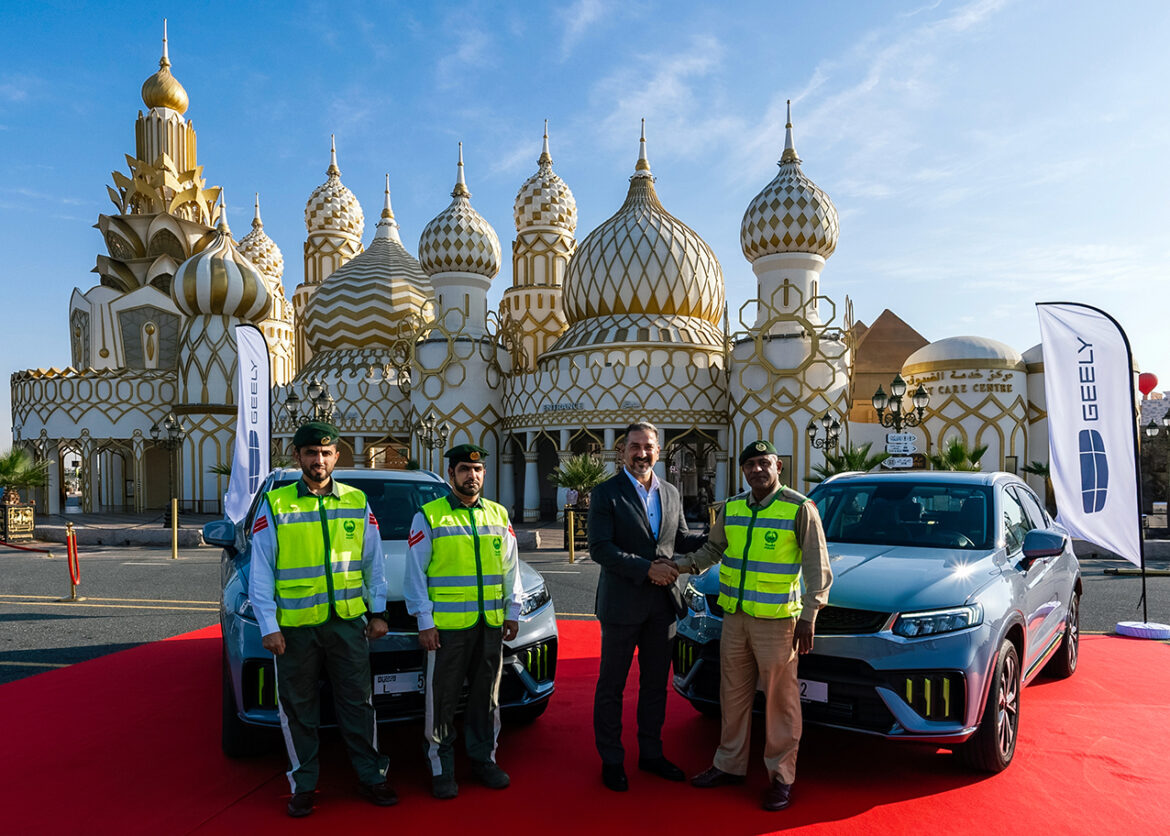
[1021,529,1066,563]
[203,519,238,551]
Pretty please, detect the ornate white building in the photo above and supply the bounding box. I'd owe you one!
[10,33,1053,520]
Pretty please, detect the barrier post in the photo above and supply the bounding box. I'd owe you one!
[57,522,85,602]
[566,509,575,565]
[171,498,178,560]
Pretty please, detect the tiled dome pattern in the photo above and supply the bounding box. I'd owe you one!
[418,195,501,278]
[561,175,724,328]
[305,145,365,237]
[740,161,839,261]
[513,155,577,232]
[172,221,269,322]
[304,235,433,352]
[237,202,285,282]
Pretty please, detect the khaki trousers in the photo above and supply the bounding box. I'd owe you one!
[712,609,801,784]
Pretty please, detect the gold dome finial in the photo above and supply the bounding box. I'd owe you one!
[217,193,231,235]
[780,99,801,165]
[376,173,402,242]
[382,173,395,220]
[634,118,652,173]
[538,119,552,166]
[252,192,262,228]
[327,134,341,177]
[452,142,471,198]
[141,19,189,114]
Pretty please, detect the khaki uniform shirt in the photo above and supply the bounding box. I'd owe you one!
[676,485,833,625]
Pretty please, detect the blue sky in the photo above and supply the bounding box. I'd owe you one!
[2,0,1169,449]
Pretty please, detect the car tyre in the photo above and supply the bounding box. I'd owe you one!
[958,638,1020,773]
[1043,590,1079,679]
[222,651,276,757]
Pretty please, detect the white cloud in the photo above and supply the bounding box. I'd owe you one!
[560,0,609,58]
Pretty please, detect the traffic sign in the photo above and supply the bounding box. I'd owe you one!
[886,432,917,444]
[885,442,918,454]
[881,456,915,469]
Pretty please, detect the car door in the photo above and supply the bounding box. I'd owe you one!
[1013,484,1071,652]
[1001,485,1060,675]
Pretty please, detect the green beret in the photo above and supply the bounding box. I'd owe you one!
[445,443,489,464]
[739,440,778,465]
[293,421,341,448]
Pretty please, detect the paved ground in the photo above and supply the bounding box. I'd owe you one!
[1,523,1167,685]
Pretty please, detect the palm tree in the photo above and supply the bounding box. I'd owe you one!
[928,437,989,471]
[0,448,50,504]
[547,453,608,506]
[1020,460,1056,514]
[808,442,890,483]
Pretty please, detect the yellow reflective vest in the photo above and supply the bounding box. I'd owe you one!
[718,490,804,620]
[267,481,370,627]
[421,496,509,630]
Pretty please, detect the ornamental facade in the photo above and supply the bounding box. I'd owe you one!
[10,32,1051,519]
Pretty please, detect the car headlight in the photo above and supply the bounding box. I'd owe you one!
[683,581,706,614]
[519,580,550,617]
[892,604,983,638]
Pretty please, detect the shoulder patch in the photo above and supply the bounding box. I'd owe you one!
[252,515,269,535]
[368,512,379,527]
[407,530,424,547]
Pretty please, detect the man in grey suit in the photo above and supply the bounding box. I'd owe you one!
[589,421,706,792]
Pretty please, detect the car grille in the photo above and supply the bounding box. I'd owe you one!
[816,606,890,634]
[896,672,965,722]
[519,638,557,683]
[243,659,277,711]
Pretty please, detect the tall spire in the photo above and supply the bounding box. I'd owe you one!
[376,173,402,242]
[452,142,470,198]
[327,134,341,177]
[252,192,263,228]
[635,118,651,172]
[161,18,170,67]
[538,119,552,166]
[217,192,231,234]
[780,99,801,165]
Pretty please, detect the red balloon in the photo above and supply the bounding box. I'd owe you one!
[1139,372,1158,396]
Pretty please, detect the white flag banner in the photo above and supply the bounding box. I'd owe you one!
[1037,303,1141,566]
[224,324,270,523]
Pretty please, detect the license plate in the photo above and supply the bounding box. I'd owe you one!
[798,678,828,703]
[373,672,424,695]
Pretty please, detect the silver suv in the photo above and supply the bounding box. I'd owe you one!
[673,471,1080,772]
[205,468,558,757]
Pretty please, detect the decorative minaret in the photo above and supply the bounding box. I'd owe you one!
[415,144,503,489]
[501,121,577,371]
[171,197,270,511]
[237,193,295,385]
[294,135,364,369]
[731,101,851,488]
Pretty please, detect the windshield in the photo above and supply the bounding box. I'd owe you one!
[274,476,451,541]
[810,480,994,550]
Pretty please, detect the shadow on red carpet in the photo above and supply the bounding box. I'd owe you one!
[1,622,1167,835]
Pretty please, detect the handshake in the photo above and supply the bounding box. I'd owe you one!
[648,557,681,586]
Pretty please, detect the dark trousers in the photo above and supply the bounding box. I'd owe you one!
[593,595,677,765]
[274,615,388,793]
[424,619,504,777]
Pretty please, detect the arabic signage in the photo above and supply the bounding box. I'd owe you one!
[905,369,1019,397]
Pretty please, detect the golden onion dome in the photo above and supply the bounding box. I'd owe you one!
[140,22,189,115]
[172,200,269,322]
[740,101,839,261]
[236,193,285,283]
[418,143,501,277]
[305,176,434,353]
[560,122,724,330]
[513,121,577,232]
[305,135,365,237]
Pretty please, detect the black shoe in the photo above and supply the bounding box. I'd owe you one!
[471,760,511,789]
[690,765,746,788]
[638,756,685,782]
[762,776,792,811]
[286,791,315,818]
[357,780,398,807]
[432,774,459,800]
[601,762,628,792]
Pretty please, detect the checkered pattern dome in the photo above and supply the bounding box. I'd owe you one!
[513,159,577,232]
[418,194,501,278]
[740,156,838,261]
[237,199,284,282]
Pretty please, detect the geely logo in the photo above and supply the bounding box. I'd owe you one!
[1078,429,1108,513]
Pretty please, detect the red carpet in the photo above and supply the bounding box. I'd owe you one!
[1,624,1167,835]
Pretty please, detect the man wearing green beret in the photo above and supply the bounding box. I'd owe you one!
[249,421,396,817]
[674,441,832,812]
[404,443,522,799]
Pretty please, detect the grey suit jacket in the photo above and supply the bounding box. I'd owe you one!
[587,470,706,624]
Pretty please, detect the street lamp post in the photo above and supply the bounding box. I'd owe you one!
[871,374,930,433]
[283,376,337,425]
[149,413,187,528]
[807,413,842,451]
[1143,413,1170,510]
[413,409,451,473]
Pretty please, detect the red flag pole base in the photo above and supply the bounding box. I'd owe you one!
[1116,621,1170,639]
